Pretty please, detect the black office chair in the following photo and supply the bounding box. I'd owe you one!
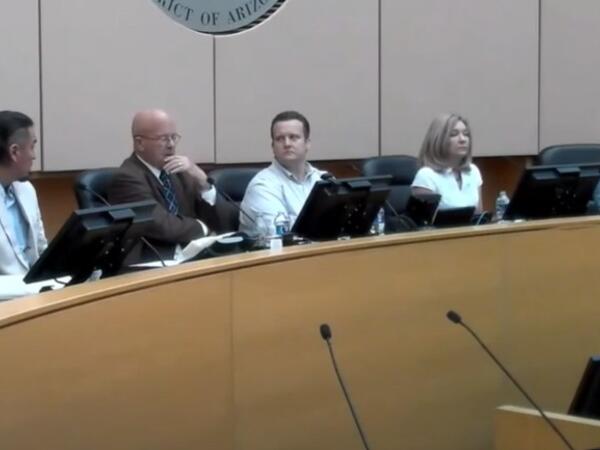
[208,167,261,232]
[361,155,419,214]
[74,167,118,208]
[536,144,600,165]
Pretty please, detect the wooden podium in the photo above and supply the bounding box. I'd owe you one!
[495,405,600,450]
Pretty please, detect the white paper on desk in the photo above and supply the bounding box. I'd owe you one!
[0,275,68,301]
[129,260,179,269]
[177,232,236,262]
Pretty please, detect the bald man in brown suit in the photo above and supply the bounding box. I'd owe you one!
[108,109,219,261]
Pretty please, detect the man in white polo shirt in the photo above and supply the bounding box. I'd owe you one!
[239,111,326,235]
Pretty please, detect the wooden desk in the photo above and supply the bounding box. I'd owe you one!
[495,405,600,450]
[1,217,600,450]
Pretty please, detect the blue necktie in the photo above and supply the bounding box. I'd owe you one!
[159,170,179,214]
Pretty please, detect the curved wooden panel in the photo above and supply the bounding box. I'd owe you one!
[0,275,233,450]
[1,218,600,449]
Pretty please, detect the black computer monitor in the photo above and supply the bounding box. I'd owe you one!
[24,200,156,286]
[569,356,600,419]
[405,194,478,228]
[505,163,600,220]
[291,175,392,240]
[432,206,476,227]
[405,193,441,227]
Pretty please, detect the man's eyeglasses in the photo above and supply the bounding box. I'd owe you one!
[136,133,181,145]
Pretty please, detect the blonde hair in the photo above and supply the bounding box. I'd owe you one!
[418,113,472,172]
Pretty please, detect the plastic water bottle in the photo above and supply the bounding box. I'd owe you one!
[374,207,386,235]
[255,213,271,248]
[495,191,510,221]
[270,212,290,250]
[273,212,290,236]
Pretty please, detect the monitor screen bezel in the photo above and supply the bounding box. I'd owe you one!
[504,163,600,220]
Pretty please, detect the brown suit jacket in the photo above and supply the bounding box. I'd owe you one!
[107,154,219,261]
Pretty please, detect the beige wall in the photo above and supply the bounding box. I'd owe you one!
[41,0,214,170]
[1,0,41,170]
[381,0,539,157]
[215,0,379,163]
[540,0,600,148]
[2,0,600,169]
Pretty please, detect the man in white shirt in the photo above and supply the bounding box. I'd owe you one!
[108,109,218,261]
[239,111,326,235]
[0,111,48,298]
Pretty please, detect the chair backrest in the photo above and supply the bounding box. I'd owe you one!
[361,155,419,214]
[536,144,600,165]
[74,168,118,208]
[208,167,261,232]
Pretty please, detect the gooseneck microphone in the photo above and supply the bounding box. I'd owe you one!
[206,177,256,226]
[319,323,371,450]
[319,323,332,339]
[79,185,166,268]
[446,310,576,450]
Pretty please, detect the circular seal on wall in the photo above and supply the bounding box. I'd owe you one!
[153,0,288,35]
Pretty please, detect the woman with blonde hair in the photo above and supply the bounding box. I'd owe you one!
[411,113,482,211]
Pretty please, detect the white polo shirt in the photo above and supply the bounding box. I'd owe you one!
[411,164,482,210]
[239,160,326,235]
